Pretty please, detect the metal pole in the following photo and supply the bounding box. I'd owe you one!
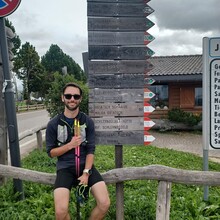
[0,17,24,200]
[202,37,209,201]
[115,144,124,220]
[203,149,209,201]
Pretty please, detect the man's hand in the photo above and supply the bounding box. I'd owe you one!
[78,173,89,186]
[67,136,82,150]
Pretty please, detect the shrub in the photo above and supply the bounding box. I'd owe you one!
[168,108,202,126]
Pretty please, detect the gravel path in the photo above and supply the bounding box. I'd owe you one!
[150,130,220,163]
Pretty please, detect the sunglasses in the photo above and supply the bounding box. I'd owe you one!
[64,94,81,100]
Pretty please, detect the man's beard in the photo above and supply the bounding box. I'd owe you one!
[65,102,80,111]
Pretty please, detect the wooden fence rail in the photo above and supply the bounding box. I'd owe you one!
[18,124,47,150]
[1,164,220,220]
[3,124,216,219]
[16,104,46,112]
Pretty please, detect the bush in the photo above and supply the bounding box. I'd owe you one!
[168,108,202,126]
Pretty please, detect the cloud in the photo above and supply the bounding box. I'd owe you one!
[150,0,220,32]
[6,0,220,69]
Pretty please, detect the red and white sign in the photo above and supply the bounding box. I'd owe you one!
[144,131,155,145]
[144,117,155,131]
[144,102,155,116]
[0,0,21,17]
[144,88,155,101]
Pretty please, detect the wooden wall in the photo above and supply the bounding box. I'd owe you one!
[168,82,202,110]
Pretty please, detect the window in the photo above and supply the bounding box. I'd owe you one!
[149,85,168,108]
[195,87,202,106]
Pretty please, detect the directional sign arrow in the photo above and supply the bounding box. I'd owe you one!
[144,88,155,101]
[144,32,155,45]
[144,102,155,116]
[144,132,155,145]
[144,117,155,130]
[144,78,155,85]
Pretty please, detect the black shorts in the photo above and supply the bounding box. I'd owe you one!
[54,165,103,190]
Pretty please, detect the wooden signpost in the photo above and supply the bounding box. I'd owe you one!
[87,0,155,218]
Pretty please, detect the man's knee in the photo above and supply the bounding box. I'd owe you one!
[98,196,110,213]
[55,206,69,220]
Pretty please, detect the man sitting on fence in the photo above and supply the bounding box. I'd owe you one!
[46,82,110,220]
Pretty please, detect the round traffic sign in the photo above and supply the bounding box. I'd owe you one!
[0,0,21,17]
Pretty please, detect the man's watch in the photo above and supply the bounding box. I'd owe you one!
[83,169,92,175]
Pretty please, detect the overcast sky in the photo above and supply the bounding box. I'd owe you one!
[7,0,220,70]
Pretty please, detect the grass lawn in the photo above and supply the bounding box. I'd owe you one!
[1,144,220,219]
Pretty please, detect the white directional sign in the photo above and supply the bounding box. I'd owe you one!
[144,102,155,116]
[144,132,155,145]
[144,117,155,130]
[203,37,220,149]
[144,88,155,101]
[210,59,220,148]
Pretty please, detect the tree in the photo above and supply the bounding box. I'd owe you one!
[13,42,45,101]
[45,72,88,118]
[41,44,86,83]
[5,18,21,57]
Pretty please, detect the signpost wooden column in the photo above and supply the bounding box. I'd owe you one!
[87,0,155,218]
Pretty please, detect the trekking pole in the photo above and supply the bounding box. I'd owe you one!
[74,119,81,220]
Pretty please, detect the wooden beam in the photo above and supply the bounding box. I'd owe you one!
[93,117,143,131]
[88,31,154,46]
[88,2,154,17]
[95,130,144,145]
[2,164,220,186]
[89,88,144,102]
[88,17,154,31]
[156,181,171,220]
[89,103,143,117]
[88,73,146,88]
[88,60,153,74]
[88,45,154,60]
[87,0,151,3]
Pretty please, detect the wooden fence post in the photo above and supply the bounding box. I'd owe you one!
[36,130,43,150]
[156,181,171,220]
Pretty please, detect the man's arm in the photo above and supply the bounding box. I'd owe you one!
[84,153,94,170]
[50,136,82,158]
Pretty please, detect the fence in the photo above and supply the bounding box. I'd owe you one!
[18,124,47,150]
[16,104,46,113]
[1,163,220,220]
[1,126,219,219]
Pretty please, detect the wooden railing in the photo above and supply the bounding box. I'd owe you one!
[18,124,47,149]
[0,164,220,220]
[1,125,209,219]
[16,104,46,113]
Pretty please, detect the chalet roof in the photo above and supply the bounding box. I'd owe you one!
[148,54,202,76]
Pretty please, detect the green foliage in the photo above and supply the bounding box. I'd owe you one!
[13,42,45,101]
[5,19,21,56]
[1,139,220,219]
[168,108,202,126]
[41,44,86,82]
[45,72,88,118]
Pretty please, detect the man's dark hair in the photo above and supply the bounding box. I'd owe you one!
[62,82,83,96]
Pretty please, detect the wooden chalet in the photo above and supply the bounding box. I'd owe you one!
[148,55,202,119]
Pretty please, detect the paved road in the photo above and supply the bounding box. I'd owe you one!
[150,130,220,163]
[17,109,50,132]
[16,109,50,158]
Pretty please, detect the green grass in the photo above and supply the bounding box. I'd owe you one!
[1,144,220,219]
